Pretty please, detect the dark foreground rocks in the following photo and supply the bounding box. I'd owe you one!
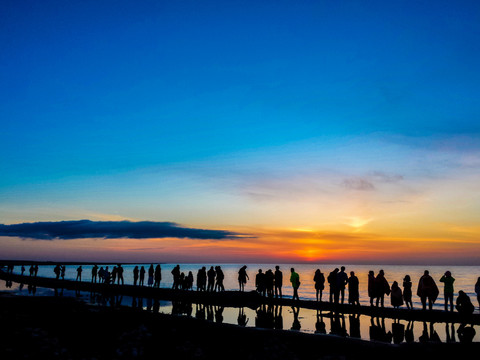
[0,294,478,360]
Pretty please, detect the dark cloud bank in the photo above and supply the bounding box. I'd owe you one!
[0,220,242,241]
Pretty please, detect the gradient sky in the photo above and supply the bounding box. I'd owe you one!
[1,0,480,264]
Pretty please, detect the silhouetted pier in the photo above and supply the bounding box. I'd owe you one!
[1,269,479,325]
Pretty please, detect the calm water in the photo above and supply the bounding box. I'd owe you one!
[3,263,480,343]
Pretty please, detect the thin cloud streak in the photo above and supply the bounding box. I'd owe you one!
[0,220,245,241]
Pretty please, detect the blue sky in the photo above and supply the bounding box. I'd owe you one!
[1,1,480,263]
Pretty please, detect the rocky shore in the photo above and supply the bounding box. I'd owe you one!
[1,293,479,360]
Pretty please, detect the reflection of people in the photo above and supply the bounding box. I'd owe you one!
[315,310,326,334]
[458,323,476,343]
[405,320,414,343]
[291,306,301,331]
[417,270,439,310]
[439,271,455,312]
[392,319,405,344]
[349,313,360,338]
[237,307,248,326]
[290,268,300,301]
[274,305,283,330]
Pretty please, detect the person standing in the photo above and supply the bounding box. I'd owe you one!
[403,275,413,310]
[116,264,124,285]
[327,268,339,303]
[336,266,349,304]
[197,266,207,291]
[374,270,390,307]
[76,266,82,281]
[439,271,455,312]
[417,270,439,310]
[238,265,249,292]
[475,277,480,312]
[207,266,216,292]
[154,265,162,288]
[290,268,300,301]
[148,264,154,287]
[348,271,360,306]
[139,266,145,286]
[313,269,325,302]
[274,266,283,299]
[91,264,99,283]
[133,266,139,286]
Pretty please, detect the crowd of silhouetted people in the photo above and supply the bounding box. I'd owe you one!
[3,263,480,315]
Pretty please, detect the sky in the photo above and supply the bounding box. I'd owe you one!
[1,0,480,265]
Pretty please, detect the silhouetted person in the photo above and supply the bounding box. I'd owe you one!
[265,269,274,298]
[154,265,162,288]
[440,270,455,312]
[76,266,82,281]
[207,266,216,292]
[171,264,180,289]
[98,267,105,282]
[34,265,38,276]
[215,266,225,292]
[290,268,300,301]
[238,265,249,291]
[29,265,34,276]
[390,281,403,308]
[111,266,117,284]
[197,266,206,291]
[148,264,154,287]
[403,275,413,309]
[368,270,375,306]
[117,264,124,285]
[91,264,98,283]
[456,290,474,315]
[313,269,325,302]
[256,269,265,296]
[327,268,339,303]
[336,266,348,304]
[139,266,145,286]
[186,271,194,290]
[374,270,390,307]
[417,270,439,310]
[21,265,25,275]
[54,264,61,279]
[104,266,111,284]
[348,271,360,306]
[476,277,480,312]
[274,265,283,299]
[133,266,139,286]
